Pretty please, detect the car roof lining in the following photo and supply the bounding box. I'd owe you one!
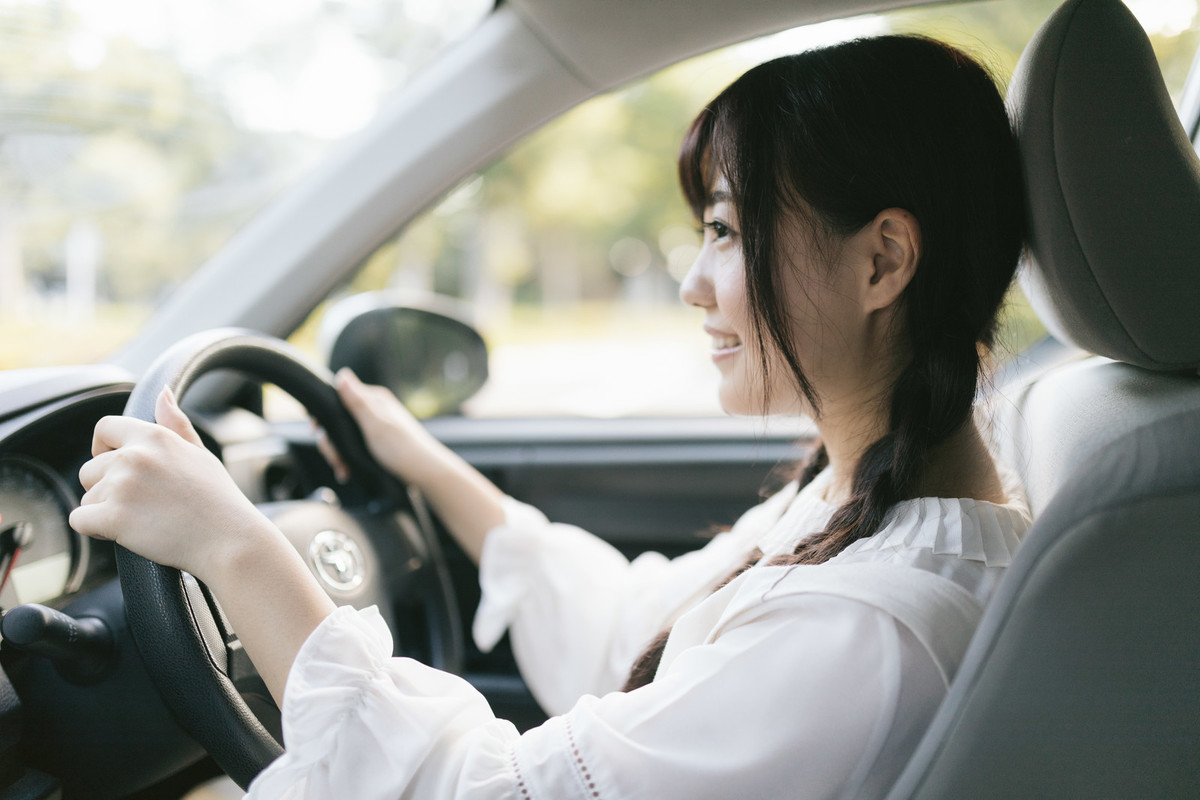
[507,0,947,91]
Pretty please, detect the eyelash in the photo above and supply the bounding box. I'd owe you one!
[700,220,734,240]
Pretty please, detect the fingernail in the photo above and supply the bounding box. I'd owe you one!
[163,386,177,406]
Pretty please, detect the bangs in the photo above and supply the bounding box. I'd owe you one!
[677,105,722,220]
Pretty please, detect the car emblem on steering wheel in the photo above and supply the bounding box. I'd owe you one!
[308,530,366,591]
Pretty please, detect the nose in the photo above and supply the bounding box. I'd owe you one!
[679,248,713,309]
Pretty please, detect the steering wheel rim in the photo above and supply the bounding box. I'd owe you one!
[115,327,462,789]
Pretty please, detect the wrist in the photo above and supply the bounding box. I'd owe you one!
[187,511,336,706]
[195,513,291,593]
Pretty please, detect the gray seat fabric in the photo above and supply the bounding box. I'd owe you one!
[991,357,1200,517]
[886,1,1200,797]
[1012,0,1200,370]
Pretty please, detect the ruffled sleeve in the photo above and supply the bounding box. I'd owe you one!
[472,490,795,714]
[250,562,965,800]
[247,605,522,800]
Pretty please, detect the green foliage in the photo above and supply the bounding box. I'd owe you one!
[351,49,752,313]
[356,0,1195,366]
[0,6,258,303]
[5,0,1200,378]
[0,0,489,368]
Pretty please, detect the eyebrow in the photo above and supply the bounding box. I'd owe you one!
[707,190,732,205]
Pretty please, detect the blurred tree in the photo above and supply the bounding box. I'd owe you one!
[0,4,290,310]
[293,0,1200,416]
[366,0,1198,353]
[0,0,490,367]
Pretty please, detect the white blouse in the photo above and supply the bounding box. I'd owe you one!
[247,467,1030,800]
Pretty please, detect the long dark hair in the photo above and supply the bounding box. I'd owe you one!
[624,35,1025,691]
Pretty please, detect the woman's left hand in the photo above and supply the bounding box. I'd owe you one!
[72,387,337,707]
[70,387,276,583]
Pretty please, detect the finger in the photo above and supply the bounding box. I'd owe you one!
[78,482,106,506]
[92,415,152,457]
[314,427,349,484]
[69,501,117,541]
[338,369,400,421]
[335,368,367,409]
[155,387,204,448]
[337,367,390,405]
[78,450,120,492]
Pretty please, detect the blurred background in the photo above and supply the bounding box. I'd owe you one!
[0,0,1196,416]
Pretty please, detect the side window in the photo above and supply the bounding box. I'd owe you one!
[293,0,1200,418]
[295,51,744,418]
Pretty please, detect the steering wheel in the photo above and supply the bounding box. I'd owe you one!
[115,328,463,789]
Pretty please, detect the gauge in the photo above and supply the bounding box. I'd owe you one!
[0,456,87,607]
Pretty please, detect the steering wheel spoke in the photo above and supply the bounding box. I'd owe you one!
[259,499,397,632]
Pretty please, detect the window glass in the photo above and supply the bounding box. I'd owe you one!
[0,0,491,369]
[296,0,1200,418]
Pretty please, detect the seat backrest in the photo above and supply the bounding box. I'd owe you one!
[886,1,1200,797]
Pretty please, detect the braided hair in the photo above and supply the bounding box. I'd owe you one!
[624,35,1024,692]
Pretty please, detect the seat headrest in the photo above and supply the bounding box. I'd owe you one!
[1007,0,1200,371]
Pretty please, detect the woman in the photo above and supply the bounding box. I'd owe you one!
[71,35,1029,799]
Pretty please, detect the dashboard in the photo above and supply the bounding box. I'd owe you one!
[0,361,806,799]
[0,366,320,799]
[0,369,132,615]
[0,455,90,609]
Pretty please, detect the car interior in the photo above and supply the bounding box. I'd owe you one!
[888,0,1200,796]
[0,0,1195,798]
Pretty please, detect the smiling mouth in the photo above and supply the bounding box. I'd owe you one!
[710,333,742,353]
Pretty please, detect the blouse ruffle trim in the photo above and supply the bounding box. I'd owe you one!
[832,494,1030,568]
[281,604,394,763]
[757,464,1031,568]
[472,491,790,657]
[472,497,554,652]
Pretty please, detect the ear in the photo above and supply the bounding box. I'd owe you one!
[860,208,921,313]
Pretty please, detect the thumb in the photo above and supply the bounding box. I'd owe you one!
[336,368,368,409]
[155,386,204,448]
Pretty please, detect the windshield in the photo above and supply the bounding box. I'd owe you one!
[0,0,490,369]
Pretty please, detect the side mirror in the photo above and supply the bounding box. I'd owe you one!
[321,293,488,417]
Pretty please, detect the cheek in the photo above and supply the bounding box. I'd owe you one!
[713,265,750,328]
[761,276,827,413]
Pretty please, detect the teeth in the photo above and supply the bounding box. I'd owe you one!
[712,335,741,350]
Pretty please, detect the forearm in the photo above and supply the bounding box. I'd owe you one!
[200,518,337,707]
[332,370,506,564]
[407,437,506,564]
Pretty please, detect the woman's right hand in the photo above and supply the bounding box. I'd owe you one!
[320,368,444,488]
[323,368,506,564]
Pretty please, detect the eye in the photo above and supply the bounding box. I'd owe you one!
[701,219,734,241]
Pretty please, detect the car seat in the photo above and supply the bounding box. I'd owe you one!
[884,0,1200,797]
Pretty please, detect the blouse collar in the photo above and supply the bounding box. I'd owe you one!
[754,462,1032,568]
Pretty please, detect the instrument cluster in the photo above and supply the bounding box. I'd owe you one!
[0,456,88,609]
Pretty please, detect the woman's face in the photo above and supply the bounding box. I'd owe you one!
[679,176,866,418]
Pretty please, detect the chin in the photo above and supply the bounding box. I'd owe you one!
[717,385,762,417]
[722,373,815,414]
